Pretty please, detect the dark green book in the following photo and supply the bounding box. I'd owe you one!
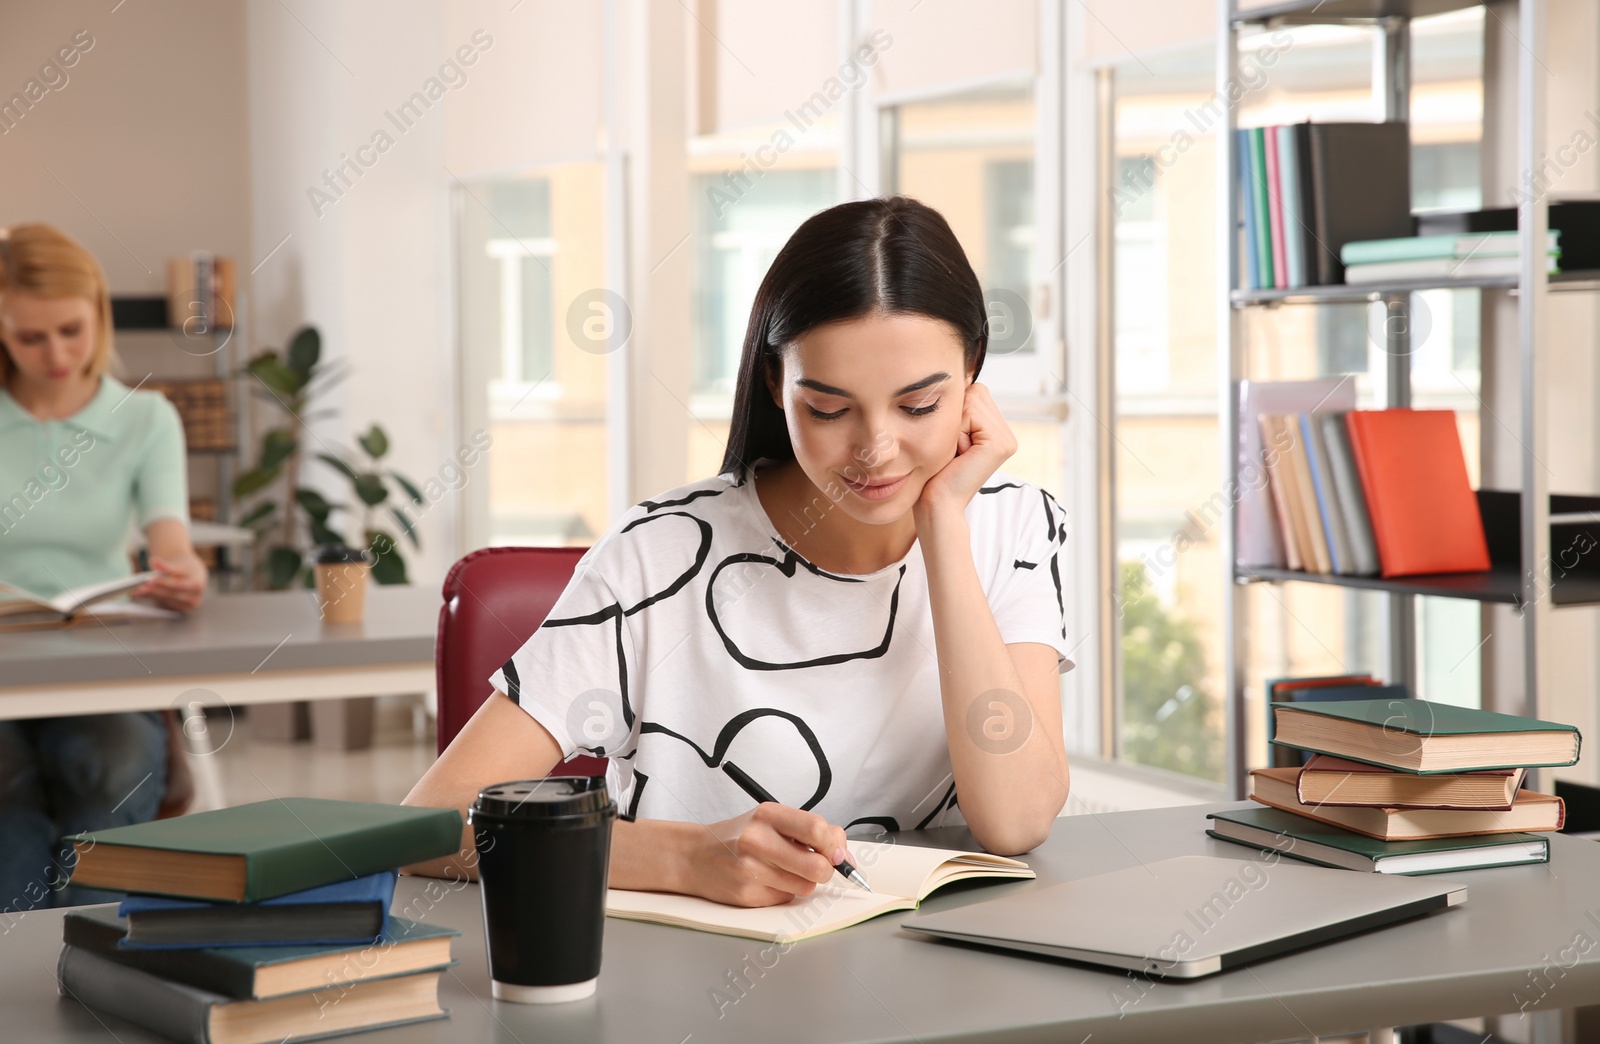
[65,798,462,902]
[1207,806,1549,875]
[64,907,458,1000]
[1270,697,1581,774]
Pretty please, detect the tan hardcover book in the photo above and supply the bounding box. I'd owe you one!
[1280,414,1331,573]
[1250,766,1564,840]
[606,840,1033,943]
[1297,754,1524,810]
[1257,414,1303,571]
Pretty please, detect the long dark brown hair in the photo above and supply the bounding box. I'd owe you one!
[718,196,987,478]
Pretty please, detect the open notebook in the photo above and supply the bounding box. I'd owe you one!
[606,840,1034,943]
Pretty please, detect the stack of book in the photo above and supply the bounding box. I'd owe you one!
[1234,121,1411,290]
[1255,405,1491,578]
[1341,229,1560,285]
[57,798,463,1044]
[1207,697,1582,875]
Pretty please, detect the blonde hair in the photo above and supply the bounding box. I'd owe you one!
[0,223,116,386]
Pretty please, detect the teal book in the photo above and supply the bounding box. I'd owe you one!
[64,908,458,1000]
[66,798,463,902]
[1271,697,1581,774]
[1248,127,1274,288]
[1207,806,1549,875]
[1340,229,1558,265]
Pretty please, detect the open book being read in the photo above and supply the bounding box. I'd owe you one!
[605,840,1034,943]
[0,572,178,627]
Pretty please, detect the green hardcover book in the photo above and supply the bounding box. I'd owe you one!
[65,798,463,902]
[1270,697,1581,774]
[1248,127,1274,289]
[63,908,458,1000]
[1206,806,1549,875]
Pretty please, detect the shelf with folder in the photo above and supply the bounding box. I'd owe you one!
[1236,490,1600,607]
[1218,0,1568,799]
[1230,268,1600,306]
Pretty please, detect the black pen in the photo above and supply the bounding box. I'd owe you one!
[721,760,872,891]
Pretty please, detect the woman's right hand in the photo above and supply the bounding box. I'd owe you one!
[691,802,854,908]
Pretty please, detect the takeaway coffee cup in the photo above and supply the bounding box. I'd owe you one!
[313,545,371,623]
[470,777,617,1003]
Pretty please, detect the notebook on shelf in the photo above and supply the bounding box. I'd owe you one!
[1345,409,1491,578]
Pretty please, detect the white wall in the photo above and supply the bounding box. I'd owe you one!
[247,0,460,585]
[0,2,250,291]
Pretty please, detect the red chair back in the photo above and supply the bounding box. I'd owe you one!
[435,546,606,776]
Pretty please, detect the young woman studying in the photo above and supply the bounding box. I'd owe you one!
[404,197,1073,906]
[0,223,209,909]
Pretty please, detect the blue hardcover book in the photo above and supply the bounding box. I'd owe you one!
[1300,413,1349,574]
[117,870,397,949]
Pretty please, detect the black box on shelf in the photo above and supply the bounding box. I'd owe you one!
[1414,201,1600,272]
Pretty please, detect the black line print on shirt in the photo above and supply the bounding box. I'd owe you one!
[513,470,1067,828]
[706,545,907,671]
[640,707,832,811]
[536,510,714,752]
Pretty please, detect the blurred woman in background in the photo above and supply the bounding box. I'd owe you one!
[0,223,207,910]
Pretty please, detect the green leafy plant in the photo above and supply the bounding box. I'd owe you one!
[1118,560,1223,782]
[232,326,424,589]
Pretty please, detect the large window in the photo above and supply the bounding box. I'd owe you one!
[456,164,610,546]
[882,83,1063,495]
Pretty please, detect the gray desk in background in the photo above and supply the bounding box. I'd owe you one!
[12,804,1600,1043]
[0,587,437,720]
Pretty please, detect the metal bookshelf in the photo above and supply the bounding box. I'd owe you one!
[1217,0,1574,797]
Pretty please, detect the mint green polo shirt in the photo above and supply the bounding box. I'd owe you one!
[0,376,189,598]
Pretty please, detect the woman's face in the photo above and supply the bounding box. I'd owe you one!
[767,311,970,522]
[0,292,98,386]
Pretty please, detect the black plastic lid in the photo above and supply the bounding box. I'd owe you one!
[471,777,614,820]
[313,544,372,565]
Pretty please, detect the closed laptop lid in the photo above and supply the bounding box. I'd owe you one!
[903,854,1466,979]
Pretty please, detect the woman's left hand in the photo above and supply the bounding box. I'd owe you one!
[915,381,1018,517]
[132,554,207,613]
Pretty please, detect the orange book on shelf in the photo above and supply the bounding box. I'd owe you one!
[1345,409,1491,577]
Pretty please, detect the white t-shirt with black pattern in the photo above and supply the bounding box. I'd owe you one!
[490,459,1073,836]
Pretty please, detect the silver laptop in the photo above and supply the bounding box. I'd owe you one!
[902,854,1465,979]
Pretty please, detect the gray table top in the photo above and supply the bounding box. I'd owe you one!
[0,587,438,687]
[13,803,1600,1043]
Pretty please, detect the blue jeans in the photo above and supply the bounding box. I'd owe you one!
[0,712,167,913]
